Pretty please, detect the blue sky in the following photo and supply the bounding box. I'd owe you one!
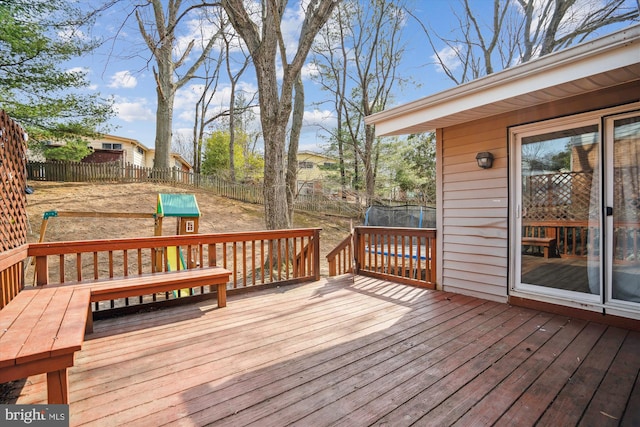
[68,1,636,156]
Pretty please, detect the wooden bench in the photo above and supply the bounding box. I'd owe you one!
[0,287,91,404]
[0,267,231,403]
[522,237,557,258]
[79,267,231,333]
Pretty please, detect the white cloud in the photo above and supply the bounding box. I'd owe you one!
[431,45,462,74]
[301,62,320,80]
[173,81,259,125]
[113,97,154,122]
[303,109,334,128]
[109,70,138,89]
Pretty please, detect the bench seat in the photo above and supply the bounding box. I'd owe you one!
[0,267,231,404]
[522,237,557,258]
[0,287,90,403]
[79,267,230,332]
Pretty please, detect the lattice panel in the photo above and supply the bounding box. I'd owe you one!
[524,169,639,222]
[0,110,28,251]
[523,172,595,221]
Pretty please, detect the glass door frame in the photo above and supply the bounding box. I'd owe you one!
[509,103,640,317]
[603,110,640,317]
[510,113,603,310]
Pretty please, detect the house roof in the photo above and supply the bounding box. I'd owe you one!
[297,151,336,161]
[365,24,640,136]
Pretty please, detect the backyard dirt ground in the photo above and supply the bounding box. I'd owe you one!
[23,181,357,276]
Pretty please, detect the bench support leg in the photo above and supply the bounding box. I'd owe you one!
[47,369,69,404]
[85,304,94,334]
[217,283,226,308]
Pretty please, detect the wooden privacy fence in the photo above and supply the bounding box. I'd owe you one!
[26,161,363,217]
[1,228,320,314]
[327,226,437,289]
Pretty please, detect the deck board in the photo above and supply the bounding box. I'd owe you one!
[8,275,640,426]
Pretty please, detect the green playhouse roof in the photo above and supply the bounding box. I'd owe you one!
[156,193,201,217]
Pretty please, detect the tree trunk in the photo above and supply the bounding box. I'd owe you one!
[154,89,174,169]
[263,123,290,230]
[286,74,304,226]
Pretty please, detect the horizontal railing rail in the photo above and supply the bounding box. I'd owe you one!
[26,228,320,315]
[327,226,437,289]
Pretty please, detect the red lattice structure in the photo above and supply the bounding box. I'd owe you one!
[0,110,28,251]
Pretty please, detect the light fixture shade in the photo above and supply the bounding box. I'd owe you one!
[476,152,494,169]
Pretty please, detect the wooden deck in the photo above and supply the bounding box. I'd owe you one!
[8,275,640,426]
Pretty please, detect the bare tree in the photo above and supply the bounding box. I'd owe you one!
[191,41,225,173]
[312,5,350,200]
[411,0,639,84]
[312,0,408,206]
[221,0,338,230]
[135,0,220,170]
[221,18,253,182]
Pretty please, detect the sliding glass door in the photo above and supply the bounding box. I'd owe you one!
[513,108,640,314]
[607,113,640,306]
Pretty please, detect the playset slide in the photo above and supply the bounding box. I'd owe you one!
[166,246,190,297]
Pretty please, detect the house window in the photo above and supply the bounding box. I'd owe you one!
[299,161,314,169]
[102,143,123,150]
[136,147,144,154]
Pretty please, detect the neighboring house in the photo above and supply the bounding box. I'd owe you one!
[366,24,640,324]
[87,134,191,171]
[296,151,337,195]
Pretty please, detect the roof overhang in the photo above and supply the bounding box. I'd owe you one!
[366,24,640,136]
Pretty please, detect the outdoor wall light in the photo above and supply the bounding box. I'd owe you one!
[476,152,494,169]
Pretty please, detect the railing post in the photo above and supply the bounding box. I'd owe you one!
[35,255,49,286]
[313,229,321,281]
[353,227,360,274]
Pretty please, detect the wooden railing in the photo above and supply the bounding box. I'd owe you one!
[0,229,320,315]
[327,226,437,289]
[0,245,28,309]
[523,220,640,263]
[326,234,353,276]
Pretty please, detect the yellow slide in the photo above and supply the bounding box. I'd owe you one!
[166,246,190,297]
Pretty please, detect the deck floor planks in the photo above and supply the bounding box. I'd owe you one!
[494,322,612,426]
[72,282,423,423]
[450,315,591,426]
[205,301,507,427]
[580,330,640,426]
[91,288,480,424]
[138,294,481,426]
[8,275,640,426]
[291,305,537,427]
[621,370,640,427]
[397,312,563,427]
[354,310,558,427]
[530,325,627,426]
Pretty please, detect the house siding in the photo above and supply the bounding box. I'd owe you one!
[439,116,509,302]
[438,80,640,302]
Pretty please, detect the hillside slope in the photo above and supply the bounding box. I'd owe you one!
[24,182,356,276]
